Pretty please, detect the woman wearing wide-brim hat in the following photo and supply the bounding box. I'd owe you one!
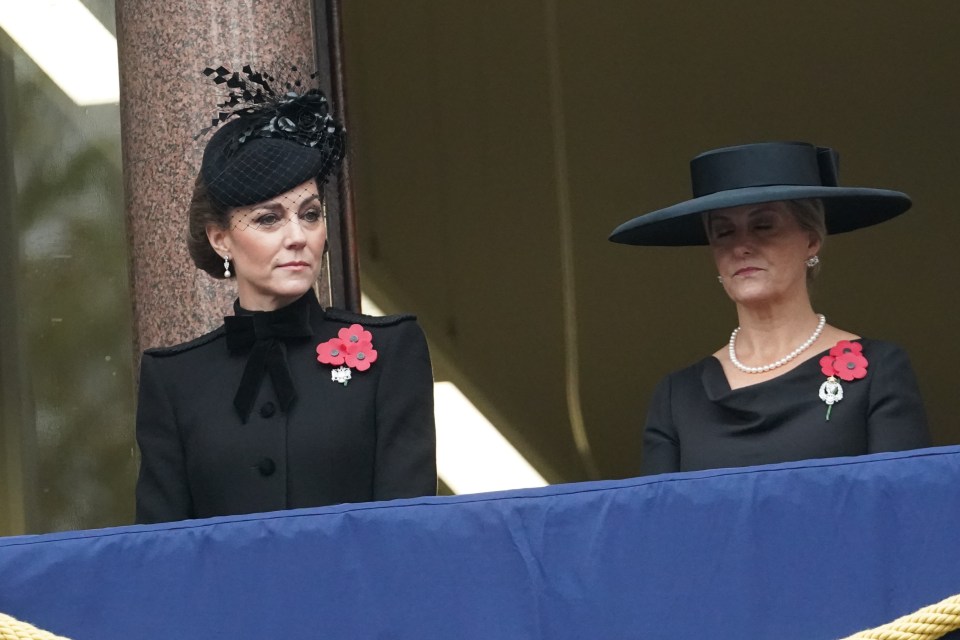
[134,66,436,523]
[609,141,930,475]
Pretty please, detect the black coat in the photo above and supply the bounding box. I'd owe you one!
[135,292,436,523]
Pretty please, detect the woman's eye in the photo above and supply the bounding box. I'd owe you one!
[713,228,733,238]
[300,209,322,223]
[254,213,281,227]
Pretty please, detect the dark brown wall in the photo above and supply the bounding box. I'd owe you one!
[342,1,960,481]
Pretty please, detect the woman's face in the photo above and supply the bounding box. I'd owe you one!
[207,179,327,311]
[707,201,820,309]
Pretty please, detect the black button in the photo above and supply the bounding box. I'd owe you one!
[259,402,276,418]
[257,458,276,476]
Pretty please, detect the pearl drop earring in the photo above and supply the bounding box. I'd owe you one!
[223,256,232,278]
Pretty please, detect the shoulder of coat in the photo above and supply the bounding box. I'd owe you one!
[143,326,226,357]
[323,307,417,328]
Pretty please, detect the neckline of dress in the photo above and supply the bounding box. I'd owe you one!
[706,338,866,395]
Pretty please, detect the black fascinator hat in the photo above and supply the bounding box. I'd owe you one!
[197,64,345,208]
[609,141,912,246]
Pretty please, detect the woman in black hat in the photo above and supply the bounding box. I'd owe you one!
[610,141,930,475]
[134,67,436,523]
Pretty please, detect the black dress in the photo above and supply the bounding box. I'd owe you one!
[641,338,931,475]
[135,291,437,523]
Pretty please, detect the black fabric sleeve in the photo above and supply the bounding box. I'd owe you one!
[865,344,931,453]
[372,321,437,500]
[134,354,194,523]
[640,374,681,475]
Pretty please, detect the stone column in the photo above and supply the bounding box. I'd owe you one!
[116,0,351,354]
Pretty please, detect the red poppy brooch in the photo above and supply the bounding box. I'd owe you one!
[316,324,378,386]
[818,340,868,420]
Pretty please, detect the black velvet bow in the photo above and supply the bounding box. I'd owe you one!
[224,295,314,422]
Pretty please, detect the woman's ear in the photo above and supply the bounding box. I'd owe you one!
[206,223,230,257]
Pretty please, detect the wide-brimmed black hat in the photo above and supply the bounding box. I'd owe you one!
[608,141,912,246]
[197,65,345,208]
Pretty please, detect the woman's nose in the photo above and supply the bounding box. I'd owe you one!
[283,217,308,247]
[731,229,754,256]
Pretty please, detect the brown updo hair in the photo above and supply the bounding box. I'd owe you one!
[186,174,232,279]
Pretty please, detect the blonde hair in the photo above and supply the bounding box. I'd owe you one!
[785,198,826,282]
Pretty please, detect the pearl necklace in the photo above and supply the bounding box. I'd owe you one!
[728,314,826,374]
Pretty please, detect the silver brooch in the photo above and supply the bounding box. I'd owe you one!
[331,366,352,386]
[818,376,844,421]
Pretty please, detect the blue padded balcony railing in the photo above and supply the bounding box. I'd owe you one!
[1,446,959,640]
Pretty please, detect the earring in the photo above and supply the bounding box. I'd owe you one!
[717,275,724,284]
[805,255,820,268]
[223,256,232,278]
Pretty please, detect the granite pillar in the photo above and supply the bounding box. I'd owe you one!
[116,0,354,354]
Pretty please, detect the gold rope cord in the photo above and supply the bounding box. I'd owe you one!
[2,594,958,639]
[0,613,71,640]
[841,594,960,640]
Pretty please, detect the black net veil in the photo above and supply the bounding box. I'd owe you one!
[196,64,345,237]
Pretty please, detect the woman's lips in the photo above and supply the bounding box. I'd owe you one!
[278,262,310,270]
[734,267,762,276]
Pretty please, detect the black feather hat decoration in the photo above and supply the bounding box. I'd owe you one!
[197,64,345,208]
